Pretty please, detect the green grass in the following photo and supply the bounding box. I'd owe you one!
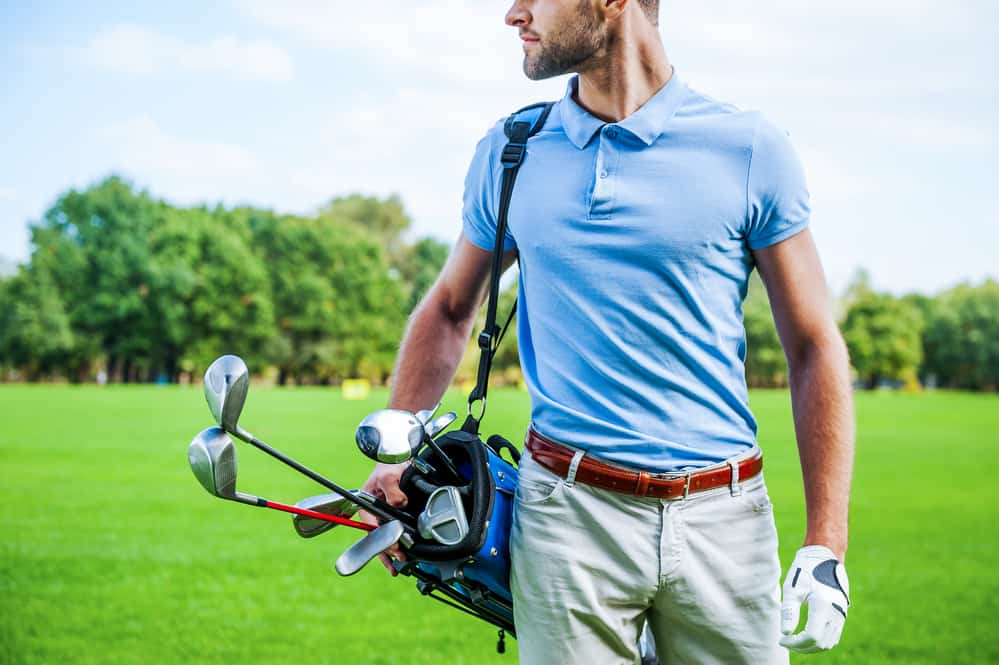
[1,386,996,664]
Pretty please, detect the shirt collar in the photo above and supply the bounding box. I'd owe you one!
[558,68,688,149]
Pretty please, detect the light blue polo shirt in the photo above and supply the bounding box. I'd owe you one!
[462,72,810,472]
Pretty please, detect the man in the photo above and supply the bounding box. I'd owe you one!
[362,1,854,663]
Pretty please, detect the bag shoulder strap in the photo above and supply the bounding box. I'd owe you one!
[463,101,556,434]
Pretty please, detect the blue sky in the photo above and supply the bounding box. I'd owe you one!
[1,1,996,294]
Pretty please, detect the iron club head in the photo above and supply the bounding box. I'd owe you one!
[293,490,376,538]
[204,355,250,432]
[355,409,425,464]
[414,402,441,425]
[424,412,457,438]
[335,520,406,576]
[187,426,256,505]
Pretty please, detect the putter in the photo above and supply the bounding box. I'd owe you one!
[417,485,469,546]
[203,355,414,529]
[187,427,373,532]
[292,490,376,538]
[335,520,407,576]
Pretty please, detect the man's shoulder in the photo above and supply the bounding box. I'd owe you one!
[674,86,787,155]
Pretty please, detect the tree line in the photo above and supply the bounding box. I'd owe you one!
[1,176,997,391]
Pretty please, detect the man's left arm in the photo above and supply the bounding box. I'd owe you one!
[753,228,855,653]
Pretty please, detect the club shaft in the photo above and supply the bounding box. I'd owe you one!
[234,427,414,528]
[259,499,374,531]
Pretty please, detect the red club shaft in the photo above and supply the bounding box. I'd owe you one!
[263,499,375,531]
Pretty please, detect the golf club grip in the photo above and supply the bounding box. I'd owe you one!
[242,432,415,528]
[264,499,375,531]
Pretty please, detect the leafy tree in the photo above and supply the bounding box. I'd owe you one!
[841,279,924,389]
[320,193,410,256]
[396,237,451,312]
[249,211,406,384]
[0,267,76,379]
[743,271,786,388]
[922,280,999,390]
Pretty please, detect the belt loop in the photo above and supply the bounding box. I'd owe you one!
[564,450,585,488]
[682,471,692,500]
[728,459,742,496]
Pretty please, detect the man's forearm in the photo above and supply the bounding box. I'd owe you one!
[388,296,477,412]
[787,334,855,560]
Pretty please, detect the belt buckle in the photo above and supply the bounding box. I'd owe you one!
[682,470,692,499]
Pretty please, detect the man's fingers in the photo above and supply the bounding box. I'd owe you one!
[377,553,397,576]
[780,597,842,653]
[382,482,409,508]
[780,597,802,635]
[779,633,822,654]
[820,617,844,650]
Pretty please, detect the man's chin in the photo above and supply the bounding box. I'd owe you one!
[523,59,565,81]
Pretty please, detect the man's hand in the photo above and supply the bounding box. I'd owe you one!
[780,545,850,653]
[359,462,410,575]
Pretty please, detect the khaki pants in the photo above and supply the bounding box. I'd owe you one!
[510,447,789,665]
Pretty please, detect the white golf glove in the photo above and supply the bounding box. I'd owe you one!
[779,545,850,653]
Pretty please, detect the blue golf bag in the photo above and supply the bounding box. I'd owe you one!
[394,430,520,647]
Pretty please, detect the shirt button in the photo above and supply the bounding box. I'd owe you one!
[600,170,609,178]
[606,128,618,139]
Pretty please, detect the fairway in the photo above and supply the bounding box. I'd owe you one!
[1,386,997,665]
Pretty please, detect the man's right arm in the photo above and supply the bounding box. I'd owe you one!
[360,233,516,565]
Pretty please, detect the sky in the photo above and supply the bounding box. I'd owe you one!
[1,1,996,294]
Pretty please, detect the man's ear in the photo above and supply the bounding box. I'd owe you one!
[600,0,630,22]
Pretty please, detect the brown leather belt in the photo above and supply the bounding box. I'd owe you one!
[525,428,763,500]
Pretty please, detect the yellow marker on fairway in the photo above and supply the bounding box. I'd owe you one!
[342,379,370,401]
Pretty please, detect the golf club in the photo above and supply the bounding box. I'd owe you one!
[203,355,414,529]
[424,412,457,438]
[335,519,407,576]
[356,408,462,482]
[417,485,469,546]
[292,490,376,538]
[187,427,374,532]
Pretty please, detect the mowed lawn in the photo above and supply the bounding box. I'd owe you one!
[1,385,997,665]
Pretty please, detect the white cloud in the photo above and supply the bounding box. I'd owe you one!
[239,1,526,89]
[96,116,265,207]
[103,115,257,174]
[0,186,16,202]
[87,24,294,81]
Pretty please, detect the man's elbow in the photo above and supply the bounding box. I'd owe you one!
[785,327,850,374]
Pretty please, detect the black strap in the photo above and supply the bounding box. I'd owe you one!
[464,101,555,433]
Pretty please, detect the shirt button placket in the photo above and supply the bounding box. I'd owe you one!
[590,127,619,220]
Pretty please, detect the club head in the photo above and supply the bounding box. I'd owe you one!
[424,412,457,438]
[414,402,441,425]
[292,490,375,538]
[204,355,250,432]
[417,486,469,546]
[188,426,254,505]
[335,520,406,576]
[355,409,424,464]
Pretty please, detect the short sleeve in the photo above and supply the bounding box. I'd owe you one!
[461,120,517,252]
[745,117,810,250]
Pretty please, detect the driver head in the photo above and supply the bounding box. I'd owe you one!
[188,426,239,499]
[355,409,424,463]
[204,355,249,432]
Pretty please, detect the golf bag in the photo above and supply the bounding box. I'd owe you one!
[389,101,555,653]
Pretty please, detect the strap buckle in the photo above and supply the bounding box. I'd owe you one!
[682,471,692,500]
[500,140,527,168]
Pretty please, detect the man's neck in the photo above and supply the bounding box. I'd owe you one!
[574,18,672,124]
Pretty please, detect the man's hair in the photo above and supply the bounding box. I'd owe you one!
[637,0,659,26]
